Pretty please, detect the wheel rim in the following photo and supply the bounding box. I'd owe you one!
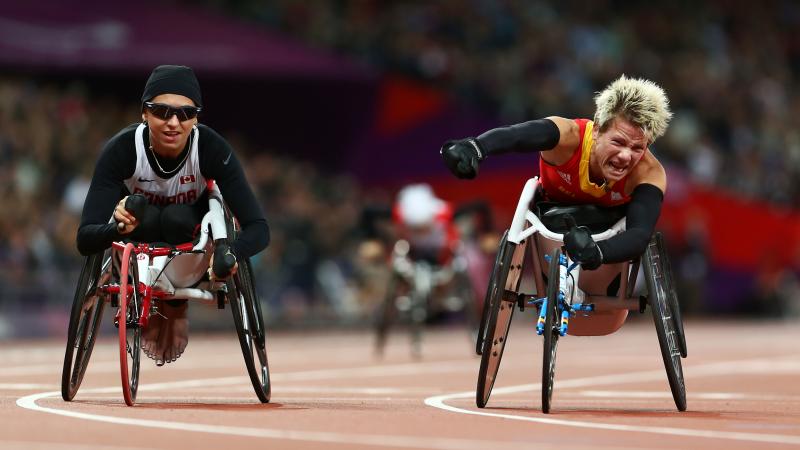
[477,231,508,355]
[542,248,561,414]
[476,238,525,408]
[230,261,271,403]
[119,244,141,406]
[62,253,110,401]
[644,243,686,412]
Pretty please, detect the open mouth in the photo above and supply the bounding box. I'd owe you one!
[162,131,181,143]
[607,162,627,178]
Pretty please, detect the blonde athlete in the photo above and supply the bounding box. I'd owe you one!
[441,75,672,269]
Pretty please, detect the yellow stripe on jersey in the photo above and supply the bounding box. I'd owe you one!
[578,120,614,197]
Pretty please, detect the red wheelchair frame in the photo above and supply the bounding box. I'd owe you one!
[62,182,270,406]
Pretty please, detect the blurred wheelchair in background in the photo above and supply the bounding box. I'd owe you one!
[374,184,478,357]
[476,177,687,413]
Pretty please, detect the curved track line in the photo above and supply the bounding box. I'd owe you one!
[17,389,534,450]
[423,357,800,446]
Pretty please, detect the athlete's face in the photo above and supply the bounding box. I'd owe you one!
[142,93,197,157]
[591,117,648,184]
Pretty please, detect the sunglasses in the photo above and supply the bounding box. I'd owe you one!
[144,102,201,121]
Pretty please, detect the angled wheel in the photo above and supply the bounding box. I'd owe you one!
[476,230,510,355]
[476,237,526,408]
[542,247,562,414]
[375,273,400,355]
[118,243,142,406]
[62,251,111,401]
[228,258,271,403]
[655,232,687,357]
[408,261,432,359]
[643,235,687,412]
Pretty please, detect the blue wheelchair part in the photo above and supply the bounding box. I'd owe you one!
[535,252,594,336]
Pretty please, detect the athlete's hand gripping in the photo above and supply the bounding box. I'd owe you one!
[115,194,147,234]
[563,215,603,271]
[440,138,485,179]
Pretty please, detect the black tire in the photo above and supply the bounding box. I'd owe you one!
[476,230,510,355]
[374,274,399,355]
[655,232,687,357]
[228,258,271,403]
[62,252,110,401]
[408,262,432,359]
[476,238,525,408]
[118,243,141,406]
[643,236,687,412]
[542,247,561,414]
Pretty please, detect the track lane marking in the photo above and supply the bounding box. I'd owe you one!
[423,356,800,446]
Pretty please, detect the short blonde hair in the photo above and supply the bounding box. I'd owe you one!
[593,75,672,143]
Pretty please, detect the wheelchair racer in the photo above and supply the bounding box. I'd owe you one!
[76,65,269,365]
[440,75,672,271]
[393,184,459,266]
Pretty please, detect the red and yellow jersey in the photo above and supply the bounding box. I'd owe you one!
[538,118,631,207]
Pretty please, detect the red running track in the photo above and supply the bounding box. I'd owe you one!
[2,318,799,450]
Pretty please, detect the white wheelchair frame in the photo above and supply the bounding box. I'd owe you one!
[476,176,687,413]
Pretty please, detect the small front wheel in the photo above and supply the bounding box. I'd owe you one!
[118,243,141,407]
[541,247,562,414]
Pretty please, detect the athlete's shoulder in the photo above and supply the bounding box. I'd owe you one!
[103,123,139,151]
[630,150,666,193]
[197,123,226,142]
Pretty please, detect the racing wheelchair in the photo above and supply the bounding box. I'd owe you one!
[476,177,687,413]
[375,239,476,358]
[61,181,270,406]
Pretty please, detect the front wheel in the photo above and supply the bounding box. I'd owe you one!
[541,248,562,414]
[118,243,141,407]
[229,259,271,403]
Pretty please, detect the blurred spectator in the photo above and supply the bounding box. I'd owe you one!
[203,0,800,208]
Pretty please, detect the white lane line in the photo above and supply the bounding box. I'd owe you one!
[0,383,59,390]
[424,356,800,446]
[14,360,543,450]
[18,391,539,450]
[577,391,800,401]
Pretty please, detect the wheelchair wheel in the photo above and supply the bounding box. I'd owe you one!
[408,262,432,358]
[228,258,271,403]
[643,236,687,412]
[62,252,110,401]
[655,232,687,357]
[476,230,510,355]
[476,238,525,408]
[374,273,399,356]
[541,247,561,414]
[118,243,142,406]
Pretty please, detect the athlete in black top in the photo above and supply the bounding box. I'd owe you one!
[76,122,269,258]
[76,65,268,365]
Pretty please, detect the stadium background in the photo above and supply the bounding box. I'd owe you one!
[0,0,798,339]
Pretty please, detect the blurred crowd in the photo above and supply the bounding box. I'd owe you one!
[3,1,800,337]
[0,76,396,334]
[208,0,800,207]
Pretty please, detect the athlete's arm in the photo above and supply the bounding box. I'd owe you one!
[76,127,138,256]
[199,126,269,259]
[440,116,579,179]
[596,158,667,263]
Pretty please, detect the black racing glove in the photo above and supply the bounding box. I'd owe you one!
[564,216,603,270]
[440,138,485,179]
